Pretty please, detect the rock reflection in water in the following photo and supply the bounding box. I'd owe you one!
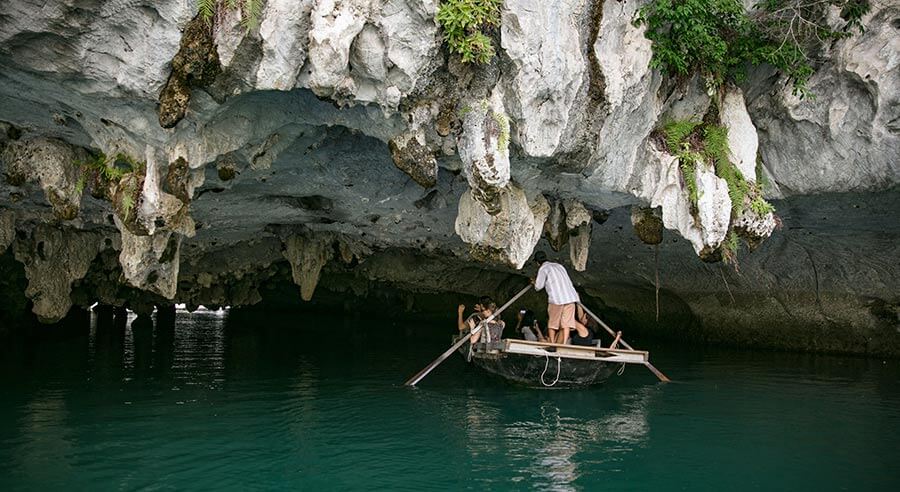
[498,387,653,490]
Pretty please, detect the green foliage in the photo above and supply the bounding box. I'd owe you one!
[198,0,264,31]
[750,192,775,215]
[121,191,134,222]
[755,155,770,191]
[704,125,750,217]
[436,0,502,64]
[678,152,701,206]
[635,0,870,95]
[722,229,741,268]
[492,112,509,154]
[73,151,145,205]
[661,119,776,219]
[662,120,704,207]
[74,175,86,197]
[662,120,700,153]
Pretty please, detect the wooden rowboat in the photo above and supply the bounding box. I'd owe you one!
[456,337,651,388]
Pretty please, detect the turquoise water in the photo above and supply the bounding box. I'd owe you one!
[1,309,898,491]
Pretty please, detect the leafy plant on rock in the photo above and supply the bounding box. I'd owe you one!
[660,119,774,220]
[436,0,502,64]
[198,0,265,31]
[635,0,870,96]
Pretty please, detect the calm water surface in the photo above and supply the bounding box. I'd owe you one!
[0,309,898,490]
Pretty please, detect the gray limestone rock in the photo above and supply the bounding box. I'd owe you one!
[455,184,549,269]
[0,0,897,354]
[1,137,87,220]
[283,234,332,301]
[0,209,15,252]
[118,221,182,300]
[500,0,586,157]
[12,224,105,322]
[458,93,511,214]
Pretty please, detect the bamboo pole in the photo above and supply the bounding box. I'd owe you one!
[577,302,671,383]
[404,284,533,387]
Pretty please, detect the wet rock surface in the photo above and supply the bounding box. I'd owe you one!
[0,0,897,355]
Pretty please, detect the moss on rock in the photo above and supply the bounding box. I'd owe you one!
[158,15,221,129]
[632,206,663,245]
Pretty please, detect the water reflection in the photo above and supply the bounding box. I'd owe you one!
[12,390,74,489]
[2,312,899,490]
[496,386,654,490]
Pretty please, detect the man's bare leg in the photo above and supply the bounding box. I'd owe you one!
[548,328,559,344]
[558,329,566,344]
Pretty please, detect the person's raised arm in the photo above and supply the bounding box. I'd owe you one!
[457,304,467,332]
[534,264,548,291]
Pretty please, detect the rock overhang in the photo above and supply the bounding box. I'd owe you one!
[0,0,897,354]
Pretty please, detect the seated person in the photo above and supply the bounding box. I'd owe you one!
[569,304,596,347]
[457,296,505,346]
[516,309,546,342]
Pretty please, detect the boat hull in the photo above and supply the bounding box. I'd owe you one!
[458,343,618,388]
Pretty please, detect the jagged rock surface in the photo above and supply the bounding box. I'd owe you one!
[12,225,106,322]
[0,0,897,354]
[283,234,332,301]
[455,185,549,269]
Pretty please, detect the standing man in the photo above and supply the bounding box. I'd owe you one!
[531,251,581,345]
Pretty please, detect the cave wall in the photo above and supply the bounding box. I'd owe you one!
[0,0,897,354]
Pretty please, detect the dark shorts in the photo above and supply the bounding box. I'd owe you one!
[571,331,594,346]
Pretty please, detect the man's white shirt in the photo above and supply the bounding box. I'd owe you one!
[534,261,580,305]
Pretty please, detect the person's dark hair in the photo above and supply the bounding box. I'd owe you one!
[521,309,536,327]
[533,251,548,265]
[478,296,495,310]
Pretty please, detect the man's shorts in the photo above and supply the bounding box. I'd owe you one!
[547,303,576,330]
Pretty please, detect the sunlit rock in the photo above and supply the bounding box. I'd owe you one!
[720,87,759,182]
[455,184,549,269]
[564,200,592,271]
[733,206,777,243]
[306,0,438,112]
[256,0,315,90]
[118,221,182,300]
[746,6,900,195]
[639,147,732,255]
[458,93,511,214]
[588,0,658,188]
[500,0,585,157]
[694,162,732,251]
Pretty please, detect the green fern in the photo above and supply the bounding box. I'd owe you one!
[750,194,775,216]
[677,149,701,207]
[721,229,740,269]
[74,175,86,197]
[492,111,509,155]
[198,0,264,31]
[241,0,263,31]
[122,193,134,222]
[198,0,216,20]
[662,120,699,153]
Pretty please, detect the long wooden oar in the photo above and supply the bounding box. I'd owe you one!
[577,302,671,383]
[405,284,533,387]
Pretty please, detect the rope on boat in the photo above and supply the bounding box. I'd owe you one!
[617,363,626,376]
[541,353,562,387]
